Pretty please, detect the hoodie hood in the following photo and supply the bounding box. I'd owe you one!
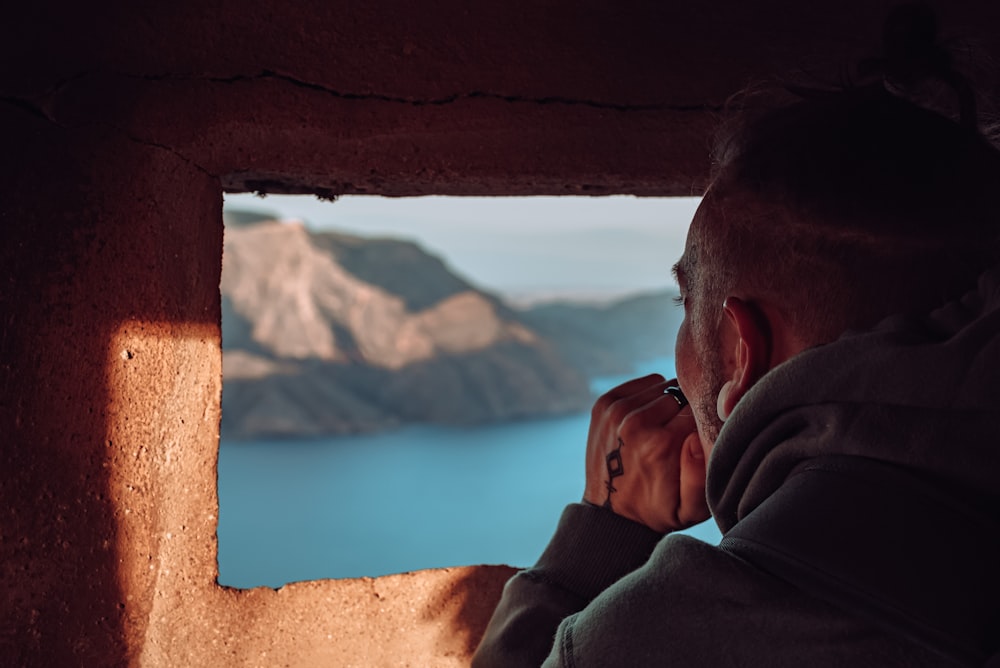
[707,263,1000,533]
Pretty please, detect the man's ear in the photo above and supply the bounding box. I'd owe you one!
[716,296,772,421]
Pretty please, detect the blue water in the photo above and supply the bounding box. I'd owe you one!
[217,359,723,588]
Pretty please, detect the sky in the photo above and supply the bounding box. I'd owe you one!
[223,194,700,302]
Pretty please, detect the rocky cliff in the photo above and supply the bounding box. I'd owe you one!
[221,219,595,439]
[519,292,683,377]
[221,216,683,439]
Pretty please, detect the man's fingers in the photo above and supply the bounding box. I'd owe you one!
[611,381,674,423]
[591,374,666,419]
[585,374,708,531]
[678,430,710,527]
[618,388,688,442]
[596,377,690,433]
[606,373,667,398]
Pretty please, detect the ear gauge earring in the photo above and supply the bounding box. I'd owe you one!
[717,382,731,422]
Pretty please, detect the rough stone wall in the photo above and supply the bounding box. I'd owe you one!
[3,1,999,666]
[15,0,997,199]
[1,101,516,667]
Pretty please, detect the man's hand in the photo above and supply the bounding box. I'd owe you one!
[583,374,710,533]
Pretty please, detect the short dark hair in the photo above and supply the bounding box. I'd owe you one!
[698,66,1000,344]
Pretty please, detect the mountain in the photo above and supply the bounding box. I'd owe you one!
[221,219,593,439]
[518,292,683,377]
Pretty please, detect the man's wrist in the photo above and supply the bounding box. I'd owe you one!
[532,503,664,601]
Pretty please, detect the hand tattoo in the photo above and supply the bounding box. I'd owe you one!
[603,437,625,510]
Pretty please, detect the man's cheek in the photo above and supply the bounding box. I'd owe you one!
[674,320,694,389]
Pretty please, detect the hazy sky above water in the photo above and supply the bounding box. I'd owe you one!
[223,194,699,301]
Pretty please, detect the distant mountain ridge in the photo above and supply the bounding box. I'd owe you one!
[221,216,681,439]
[519,292,683,377]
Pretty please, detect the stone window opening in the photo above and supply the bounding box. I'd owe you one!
[215,194,700,589]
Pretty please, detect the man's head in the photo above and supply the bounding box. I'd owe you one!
[674,84,1000,455]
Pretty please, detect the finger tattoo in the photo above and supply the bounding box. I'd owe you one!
[603,437,625,510]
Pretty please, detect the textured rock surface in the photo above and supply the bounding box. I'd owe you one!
[220,220,591,438]
[520,291,685,377]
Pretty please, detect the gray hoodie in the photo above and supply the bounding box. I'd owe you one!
[473,265,1000,667]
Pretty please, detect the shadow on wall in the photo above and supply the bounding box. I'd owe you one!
[2,108,129,665]
[2,104,224,665]
[422,565,517,656]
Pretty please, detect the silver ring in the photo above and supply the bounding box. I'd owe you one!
[664,385,688,408]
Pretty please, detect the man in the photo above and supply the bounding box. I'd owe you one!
[472,47,1000,667]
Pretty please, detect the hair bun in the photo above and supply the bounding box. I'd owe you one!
[864,3,979,128]
[881,2,950,86]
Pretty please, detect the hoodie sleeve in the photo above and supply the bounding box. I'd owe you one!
[472,503,663,667]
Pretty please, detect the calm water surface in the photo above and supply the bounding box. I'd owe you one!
[217,359,723,588]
